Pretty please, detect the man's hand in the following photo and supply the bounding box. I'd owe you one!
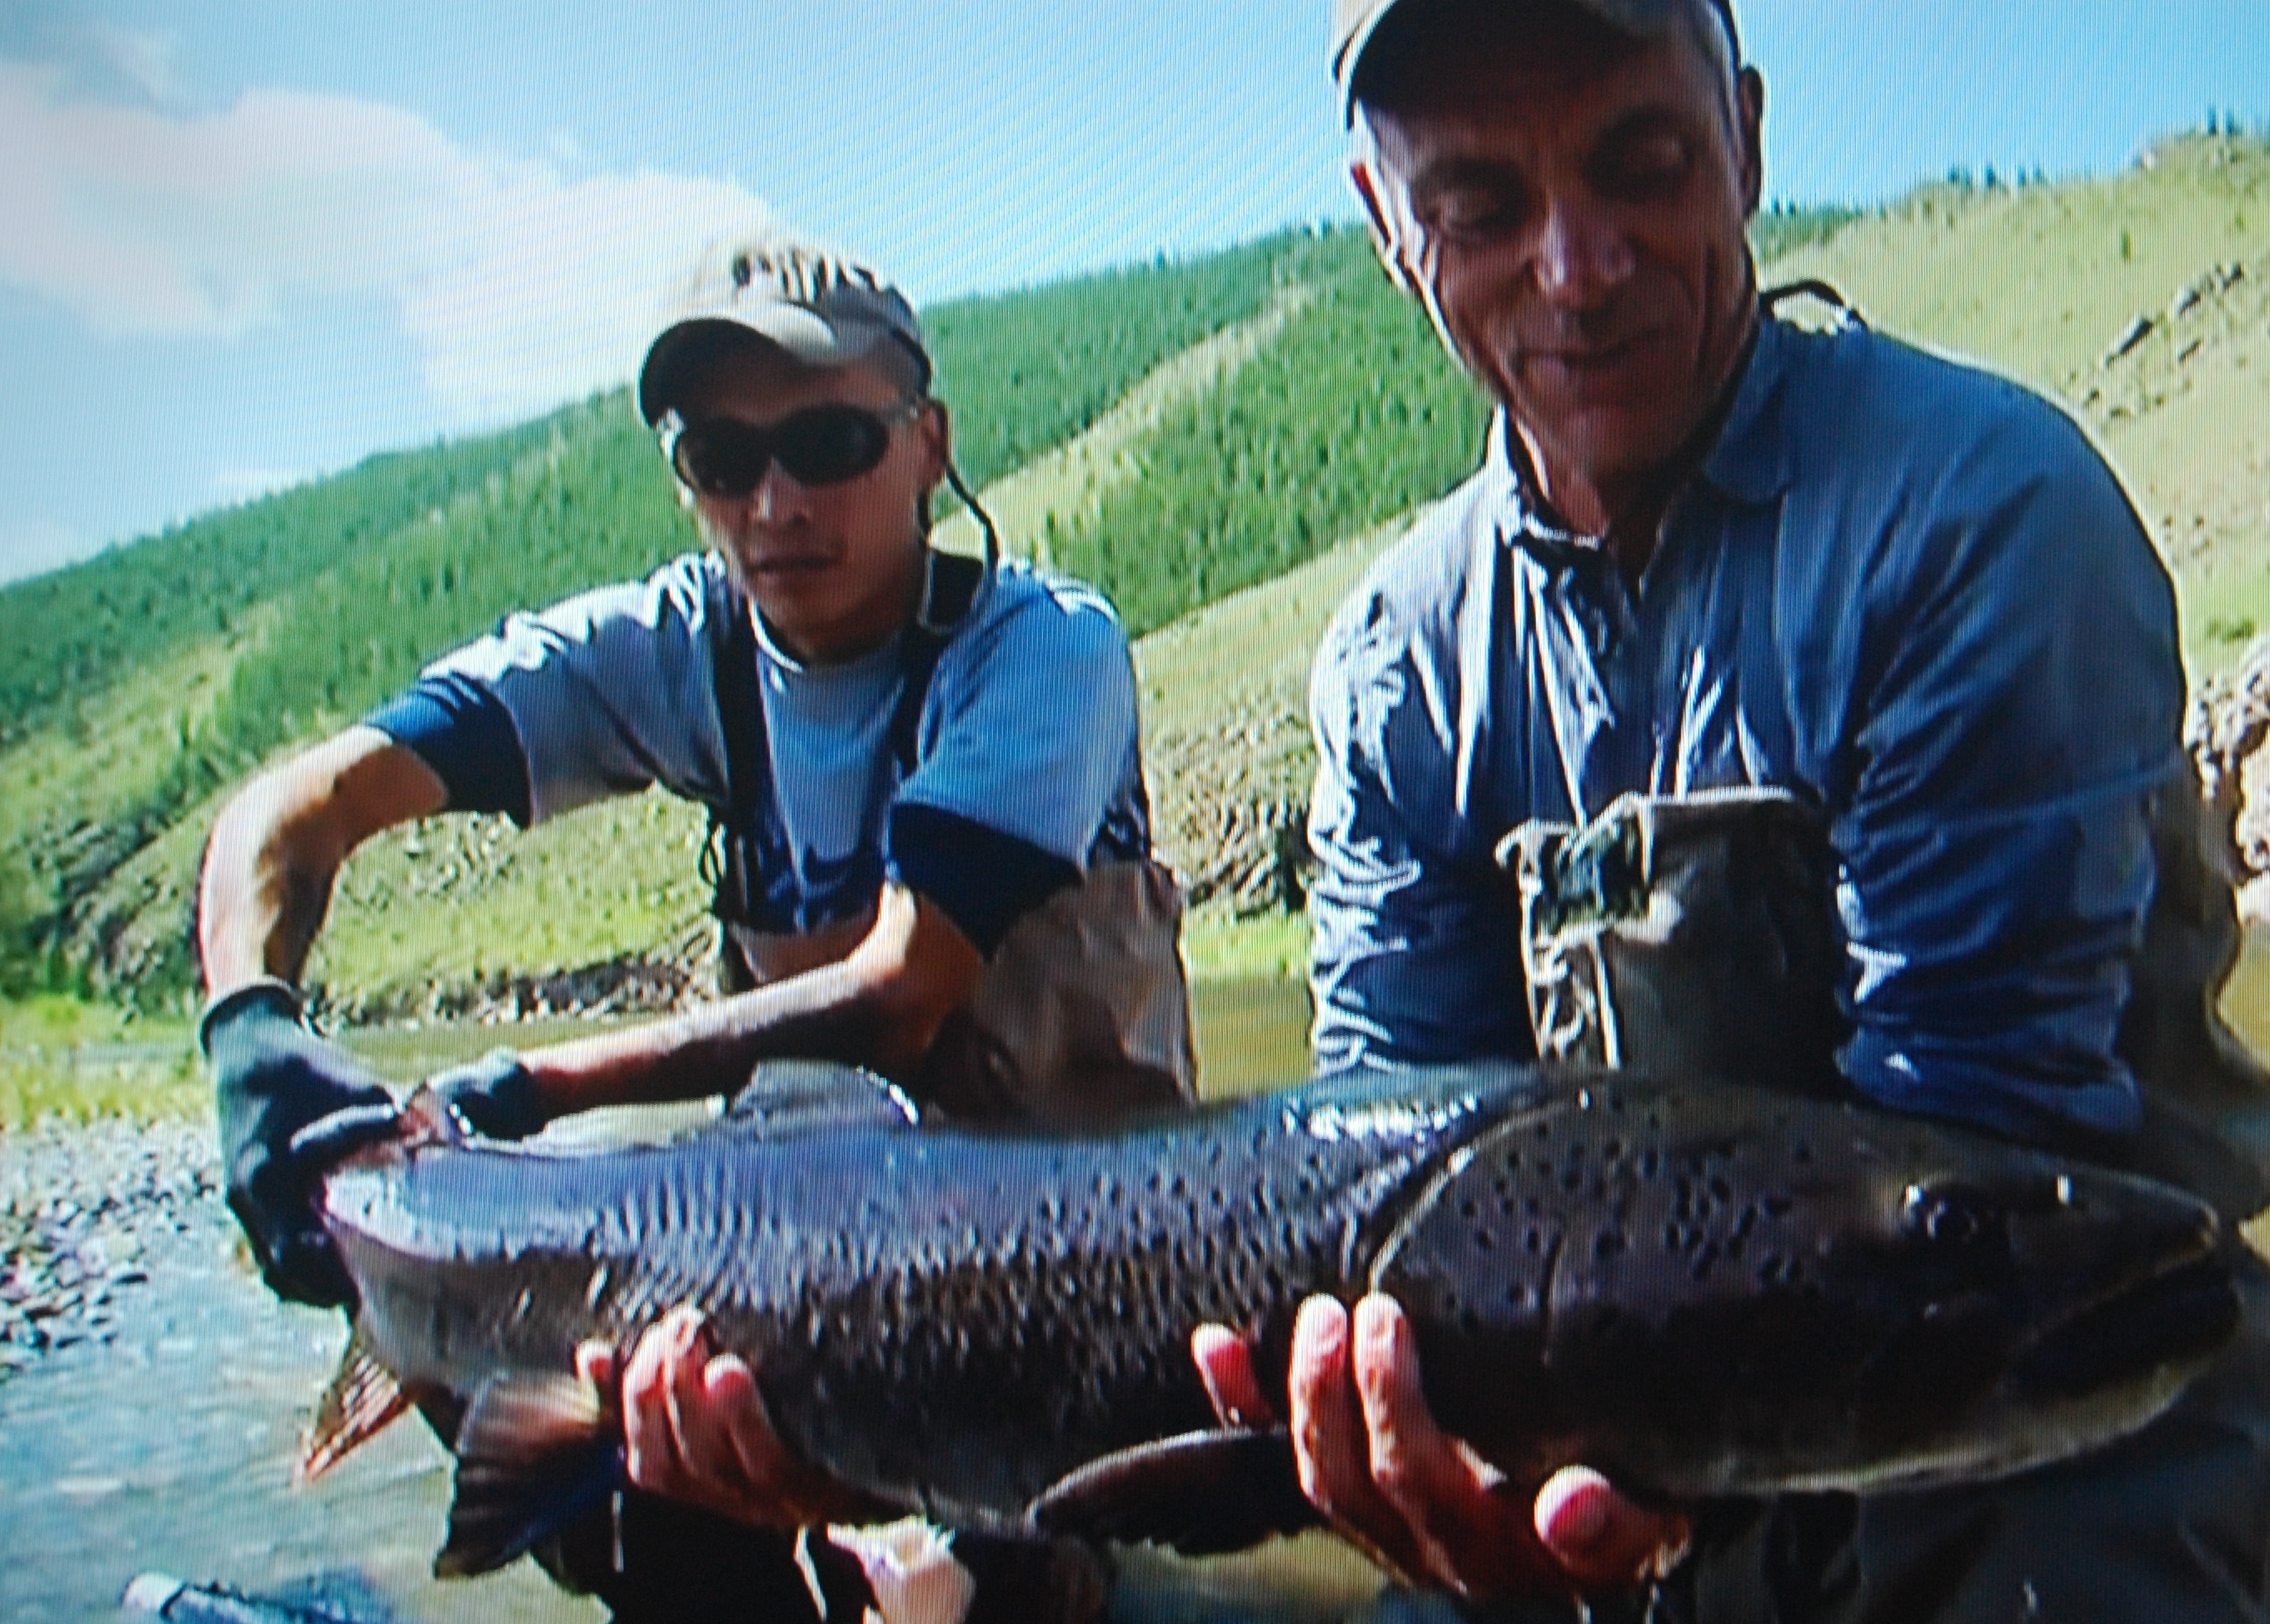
[202,979,399,1307]
[1191,1293,1690,1603]
[585,1305,887,1529]
[427,1048,551,1140]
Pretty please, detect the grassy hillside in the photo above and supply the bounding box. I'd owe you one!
[1769,131,2270,668]
[0,242,1309,1002]
[4,134,2265,1021]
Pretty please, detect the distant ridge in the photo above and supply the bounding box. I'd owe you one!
[3,132,2263,1012]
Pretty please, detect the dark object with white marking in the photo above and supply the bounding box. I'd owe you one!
[121,1573,371,1624]
[297,1062,2239,1578]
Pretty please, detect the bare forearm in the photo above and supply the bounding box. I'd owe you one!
[521,960,896,1111]
[518,884,983,1117]
[196,729,448,995]
[199,810,342,991]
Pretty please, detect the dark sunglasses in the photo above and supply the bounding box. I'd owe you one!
[668,400,923,498]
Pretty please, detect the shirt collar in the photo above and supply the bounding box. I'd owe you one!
[1488,305,1800,548]
[1695,309,1799,507]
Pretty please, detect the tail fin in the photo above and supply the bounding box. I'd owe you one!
[436,1372,621,1579]
[296,1328,413,1485]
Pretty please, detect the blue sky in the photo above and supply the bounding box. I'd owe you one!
[4,0,2268,584]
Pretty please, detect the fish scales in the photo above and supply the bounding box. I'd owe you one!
[313,1062,2243,1570]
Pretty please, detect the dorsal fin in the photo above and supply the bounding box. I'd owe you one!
[714,1061,922,1139]
[297,1326,413,1485]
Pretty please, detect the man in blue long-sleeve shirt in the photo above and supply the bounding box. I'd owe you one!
[1197,0,2270,1617]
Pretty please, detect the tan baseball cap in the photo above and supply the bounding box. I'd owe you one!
[637,230,931,427]
[1331,0,1738,126]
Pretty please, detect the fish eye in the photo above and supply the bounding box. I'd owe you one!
[1903,1183,2007,1250]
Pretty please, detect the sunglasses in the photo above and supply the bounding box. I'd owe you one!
[668,400,923,498]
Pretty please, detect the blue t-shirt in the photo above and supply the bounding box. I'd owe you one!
[1307,310,2185,1149]
[367,555,1152,954]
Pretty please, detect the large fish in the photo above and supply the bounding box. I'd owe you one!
[299,1061,2240,1579]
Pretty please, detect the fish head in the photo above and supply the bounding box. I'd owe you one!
[1367,1081,2238,1498]
[1781,1123,2236,1494]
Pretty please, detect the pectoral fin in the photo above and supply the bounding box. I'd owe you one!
[1028,1428,1320,1555]
[437,1372,621,1579]
[297,1327,413,1485]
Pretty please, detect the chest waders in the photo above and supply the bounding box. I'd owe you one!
[553,548,1175,1624]
[1502,778,2270,1225]
[1499,793,2270,1624]
[697,548,1195,1130]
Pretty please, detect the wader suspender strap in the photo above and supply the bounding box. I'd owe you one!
[700,550,988,934]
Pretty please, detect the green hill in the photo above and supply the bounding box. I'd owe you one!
[1769,132,2270,666]
[1137,132,2270,924]
[2,132,2265,1019]
[0,238,1312,1003]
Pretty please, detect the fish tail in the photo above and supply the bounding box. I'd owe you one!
[436,1372,621,1579]
[296,1327,414,1485]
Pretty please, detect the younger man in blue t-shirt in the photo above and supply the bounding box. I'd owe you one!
[196,230,1190,1622]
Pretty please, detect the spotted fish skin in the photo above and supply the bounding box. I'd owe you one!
[317,1061,2238,1555]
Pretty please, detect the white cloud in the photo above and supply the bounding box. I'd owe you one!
[0,61,776,424]
[84,23,182,105]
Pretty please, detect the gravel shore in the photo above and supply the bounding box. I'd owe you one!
[0,1117,222,1376]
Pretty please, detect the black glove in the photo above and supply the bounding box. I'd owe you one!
[202,979,398,1308]
[428,1048,551,1140]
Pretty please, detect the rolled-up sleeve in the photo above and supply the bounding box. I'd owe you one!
[1307,604,1533,1074]
[1833,406,2184,1146]
[889,579,1141,951]
[417,558,726,826]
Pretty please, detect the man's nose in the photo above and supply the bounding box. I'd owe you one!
[1532,191,1634,310]
[749,458,810,523]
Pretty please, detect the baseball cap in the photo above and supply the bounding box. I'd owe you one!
[1331,0,1739,126]
[637,230,931,428]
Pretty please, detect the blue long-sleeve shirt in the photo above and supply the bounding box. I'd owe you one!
[1307,308,2185,1149]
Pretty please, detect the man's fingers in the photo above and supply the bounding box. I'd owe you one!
[1190,1323,1273,1429]
[576,1341,616,1394]
[1285,1297,1427,1581]
[1534,1466,1692,1591]
[621,1304,706,1492]
[1350,1296,1557,1600]
[257,1228,356,1309]
[703,1353,786,1494]
[1288,1298,1364,1509]
[617,1308,852,1526]
[659,1308,738,1493]
[1351,1294,1456,1489]
[284,1100,402,1168]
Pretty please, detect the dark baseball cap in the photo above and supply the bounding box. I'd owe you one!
[1331,0,1739,126]
[638,229,931,428]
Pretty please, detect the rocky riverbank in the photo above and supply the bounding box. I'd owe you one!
[0,1116,221,1378]
[2192,636,2270,929]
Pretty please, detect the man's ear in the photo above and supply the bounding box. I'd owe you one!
[1736,66,1765,218]
[915,396,951,489]
[1350,158,1421,297]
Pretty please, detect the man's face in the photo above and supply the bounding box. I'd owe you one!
[1354,7,1763,519]
[675,348,947,665]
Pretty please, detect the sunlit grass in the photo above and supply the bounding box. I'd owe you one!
[1182,905,1310,983]
[0,995,203,1129]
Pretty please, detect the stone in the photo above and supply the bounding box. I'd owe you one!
[2103,315,2154,365]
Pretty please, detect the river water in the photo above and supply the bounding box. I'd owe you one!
[0,975,1377,1624]
[6,956,2269,1623]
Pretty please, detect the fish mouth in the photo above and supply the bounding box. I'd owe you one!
[2005,1255,2239,1400]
